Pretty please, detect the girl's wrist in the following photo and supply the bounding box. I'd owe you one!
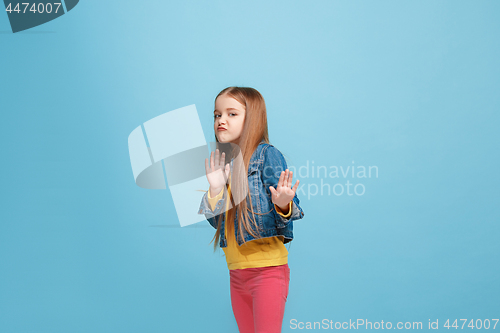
[209,186,223,198]
[275,201,291,215]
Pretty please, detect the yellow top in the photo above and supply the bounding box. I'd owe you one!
[207,173,293,270]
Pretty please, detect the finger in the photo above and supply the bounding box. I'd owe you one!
[291,179,299,193]
[277,170,285,188]
[214,148,220,168]
[210,151,215,171]
[220,152,225,168]
[269,186,276,197]
[288,170,294,188]
[284,169,290,188]
[205,157,209,175]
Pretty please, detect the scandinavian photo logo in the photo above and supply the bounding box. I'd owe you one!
[270,160,379,200]
[128,104,247,228]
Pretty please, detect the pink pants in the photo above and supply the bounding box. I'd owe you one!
[229,263,290,333]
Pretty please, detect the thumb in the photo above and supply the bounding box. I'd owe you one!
[269,186,276,197]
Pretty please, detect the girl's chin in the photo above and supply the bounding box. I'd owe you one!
[217,138,237,145]
[217,136,230,143]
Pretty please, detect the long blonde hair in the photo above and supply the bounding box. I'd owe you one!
[210,86,270,252]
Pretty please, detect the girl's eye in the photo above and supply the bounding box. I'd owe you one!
[214,113,236,118]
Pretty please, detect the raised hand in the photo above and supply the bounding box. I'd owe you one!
[205,148,230,197]
[269,169,299,210]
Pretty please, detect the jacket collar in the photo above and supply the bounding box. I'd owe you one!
[250,140,268,163]
[230,140,268,164]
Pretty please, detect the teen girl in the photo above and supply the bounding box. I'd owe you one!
[198,86,305,333]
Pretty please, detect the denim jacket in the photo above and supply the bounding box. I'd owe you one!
[198,141,305,248]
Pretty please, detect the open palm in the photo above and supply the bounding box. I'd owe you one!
[205,149,230,193]
[269,169,299,208]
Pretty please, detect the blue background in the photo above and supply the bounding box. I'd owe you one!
[1,1,499,332]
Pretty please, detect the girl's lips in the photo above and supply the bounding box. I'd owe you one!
[218,128,227,131]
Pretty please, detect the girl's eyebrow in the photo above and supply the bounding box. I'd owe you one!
[214,108,240,113]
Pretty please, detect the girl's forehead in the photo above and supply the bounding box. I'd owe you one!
[215,96,245,111]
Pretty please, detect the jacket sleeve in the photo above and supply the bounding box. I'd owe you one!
[261,145,304,226]
[198,186,227,229]
[274,201,292,218]
[207,188,224,211]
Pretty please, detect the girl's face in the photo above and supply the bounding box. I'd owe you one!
[214,95,246,145]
